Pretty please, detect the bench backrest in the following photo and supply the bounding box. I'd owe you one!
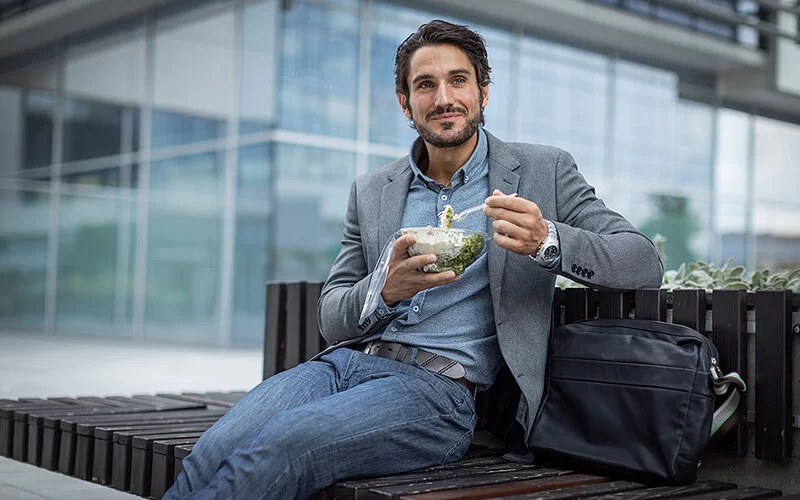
[264,282,799,462]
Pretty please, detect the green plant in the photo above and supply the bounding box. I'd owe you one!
[661,258,800,292]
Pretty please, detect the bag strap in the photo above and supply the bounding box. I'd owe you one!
[710,360,747,438]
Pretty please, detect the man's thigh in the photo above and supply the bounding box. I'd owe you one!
[230,355,477,487]
[186,350,344,468]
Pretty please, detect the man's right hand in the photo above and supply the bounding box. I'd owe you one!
[380,234,460,307]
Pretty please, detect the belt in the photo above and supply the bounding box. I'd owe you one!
[353,341,475,396]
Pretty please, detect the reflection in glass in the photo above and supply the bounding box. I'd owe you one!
[0,86,54,175]
[55,171,123,333]
[0,190,50,329]
[62,99,126,162]
[233,144,272,345]
[151,110,226,149]
[0,45,59,90]
[240,0,280,134]
[273,143,356,281]
[149,151,224,195]
[65,18,147,105]
[369,13,426,147]
[145,152,223,342]
[714,109,750,267]
[518,38,608,181]
[62,168,120,187]
[280,1,359,138]
[614,61,713,192]
[153,1,235,122]
[752,116,800,268]
[368,154,396,171]
[616,190,709,270]
[24,91,56,170]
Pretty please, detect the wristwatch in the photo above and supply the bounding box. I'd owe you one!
[531,219,560,267]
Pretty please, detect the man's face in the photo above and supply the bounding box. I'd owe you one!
[398,44,489,148]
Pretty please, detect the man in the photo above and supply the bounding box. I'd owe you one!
[165,20,663,500]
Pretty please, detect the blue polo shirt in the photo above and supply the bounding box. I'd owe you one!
[379,128,503,390]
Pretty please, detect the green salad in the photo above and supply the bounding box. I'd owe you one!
[443,233,484,274]
[439,205,455,229]
[403,226,486,275]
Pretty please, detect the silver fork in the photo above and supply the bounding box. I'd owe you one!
[449,192,518,224]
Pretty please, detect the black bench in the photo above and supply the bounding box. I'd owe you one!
[0,282,796,499]
[0,392,244,499]
[260,281,800,499]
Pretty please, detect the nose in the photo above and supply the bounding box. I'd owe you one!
[434,82,454,107]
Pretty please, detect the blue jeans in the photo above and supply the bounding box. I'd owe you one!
[163,347,477,499]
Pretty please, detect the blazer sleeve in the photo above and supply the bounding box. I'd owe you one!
[317,181,393,345]
[552,150,664,290]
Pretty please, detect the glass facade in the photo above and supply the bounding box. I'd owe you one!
[1,0,798,346]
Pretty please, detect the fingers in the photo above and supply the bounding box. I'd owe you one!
[393,234,416,254]
[492,230,532,254]
[484,190,548,256]
[484,191,539,219]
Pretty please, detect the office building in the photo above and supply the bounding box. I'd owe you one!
[1,0,798,345]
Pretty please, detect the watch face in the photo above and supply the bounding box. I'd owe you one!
[543,245,559,261]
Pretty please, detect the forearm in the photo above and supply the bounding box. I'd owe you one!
[555,224,664,290]
[317,181,393,344]
[318,274,394,344]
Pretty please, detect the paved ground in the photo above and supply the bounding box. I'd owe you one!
[0,329,263,499]
[0,456,138,499]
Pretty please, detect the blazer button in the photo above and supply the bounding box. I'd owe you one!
[571,264,578,273]
[576,266,583,275]
[582,268,588,277]
[588,270,594,279]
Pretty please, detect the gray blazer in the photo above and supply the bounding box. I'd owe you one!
[318,130,664,443]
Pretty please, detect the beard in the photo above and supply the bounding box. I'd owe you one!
[409,104,482,148]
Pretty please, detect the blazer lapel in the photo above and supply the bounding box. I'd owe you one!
[379,165,413,248]
[486,132,521,321]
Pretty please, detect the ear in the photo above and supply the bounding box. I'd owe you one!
[480,83,490,109]
[397,93,412,119]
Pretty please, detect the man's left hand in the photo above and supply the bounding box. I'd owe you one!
[483,189,549,256]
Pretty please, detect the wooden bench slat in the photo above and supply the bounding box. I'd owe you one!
[711,289,748,456]
[112,426,209,492]
[75,415,220,481]
[38,401,205,474]
[634,289,668,322]
[551,288,565,330]
[155,392,244,408]
[586,479,736,499]
[285,282,304,370]
[335,459,536,497]
[754,290,793,462]
[672,289,706,333]
[130,431,207,497]
[397,473,607,500]
[597,291,627,320]
[678,486,783,499]
[151,437,201,500]
[564,288,592,324]
[264,282,286,378]
[305,281,324,359]
[491,479,646,499]
[1,400,71,459]
[173,444,194,485]
[361,467,572,500]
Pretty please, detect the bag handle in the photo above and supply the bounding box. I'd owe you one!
[710,359,747,439]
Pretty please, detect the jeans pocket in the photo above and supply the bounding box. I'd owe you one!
[412,362,468,406]
[442,412,476,465]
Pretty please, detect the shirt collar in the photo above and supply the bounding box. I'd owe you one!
[408,127,488,187]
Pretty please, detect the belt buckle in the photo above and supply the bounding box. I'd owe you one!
[363,341,378,355]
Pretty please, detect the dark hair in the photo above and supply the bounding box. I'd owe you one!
[394,19,492,103]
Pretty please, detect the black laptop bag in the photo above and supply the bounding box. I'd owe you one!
[528,318,744,485]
